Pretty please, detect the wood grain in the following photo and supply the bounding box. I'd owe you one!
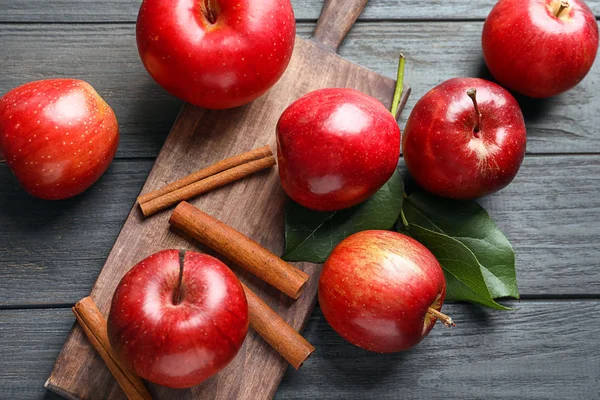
[0,0,598,22]
[45,16,410,398]
[2,155,600,308]
[1,1,599,399]
[2,302,600,399]
[312,0,369,51]
[1,22,599,156]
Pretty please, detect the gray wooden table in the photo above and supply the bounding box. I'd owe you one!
[1,1,599,399]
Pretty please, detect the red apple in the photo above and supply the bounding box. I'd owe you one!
[107,250,249,389]
[402,78,526,200]
[319,230,450,353]
[136,0,296,109]
[482,0,599,98]
[276,88,401,211]
[0,79,118,200]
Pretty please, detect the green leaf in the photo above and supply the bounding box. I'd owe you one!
[401,191,518,309]
[283,170,404,262]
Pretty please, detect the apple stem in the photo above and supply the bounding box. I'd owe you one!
[555,0,569,17]
[428,307,456,328]
[202,0,217,24]
[390,53,406,120]
[466,88,482,137]
[173,250,186,305]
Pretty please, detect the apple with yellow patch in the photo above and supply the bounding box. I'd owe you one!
[319,230,453,353]
[402,77,526,199]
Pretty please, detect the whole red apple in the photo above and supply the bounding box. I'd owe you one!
[276,88,401,211]
[319,230,450,353]
[482,0,599,98]
[107,250,249,389]
[402,78,526,200]
[136,0,296,109]
[0,79,118,200]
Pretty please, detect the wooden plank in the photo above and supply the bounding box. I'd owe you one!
[0,24,181,159]
[0,160,153,307]
[1,302,599,399]
[1,0,599,22]
[1,22,598,157]
[44,5,411,396]
[1,154,599,308]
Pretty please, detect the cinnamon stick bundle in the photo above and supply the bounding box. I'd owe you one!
[138,145,275,217]
[72,297,152,400]
[169,201,309,299]
[243,284,314,369]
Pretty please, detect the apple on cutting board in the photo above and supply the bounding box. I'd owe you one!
[136,0,296,109]
[107,250,249,389]
[0,79,119,200]
[276,88,401,211]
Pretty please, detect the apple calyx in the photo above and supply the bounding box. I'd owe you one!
[173,250,186,305]
[466,88,482,137]
[201,0,218,24]
[390,53,406,119]
[427,307,456,328]
[554,0,570,18]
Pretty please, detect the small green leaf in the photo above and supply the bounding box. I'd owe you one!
[283,170,404,262]
[401,191,518,309]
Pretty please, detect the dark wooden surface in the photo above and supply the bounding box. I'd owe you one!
[0,1,599,399]
[45,1,411,394]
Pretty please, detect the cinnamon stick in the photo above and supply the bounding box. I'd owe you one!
[138,145,273,204]
[72,297,152,400]
[138,146,275,217]
[169,201,309,299]
[242,284,314,369]
[140,156,276,217]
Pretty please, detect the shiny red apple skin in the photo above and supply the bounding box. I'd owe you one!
[0,79,118,200]
[276,88,401,211]
[107,250,249,389]
[482,0,599,98]
[402,78,527,200]
[136,0,296,110]
[319,230,446,353]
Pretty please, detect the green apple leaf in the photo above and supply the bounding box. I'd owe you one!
[282,170,404,262]
[400,191,518,309]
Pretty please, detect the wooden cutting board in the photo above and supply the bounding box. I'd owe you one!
[45,1,410,399]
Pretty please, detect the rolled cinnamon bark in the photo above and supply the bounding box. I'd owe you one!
[169,201,309,299]
[72,297,152,400]
[138,145,273,205]
[242,284,315,369]
[139,156,275,217]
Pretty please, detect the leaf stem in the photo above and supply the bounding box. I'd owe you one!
[390,53,406,120]
[400,208,409,230]
[428,307,455,327]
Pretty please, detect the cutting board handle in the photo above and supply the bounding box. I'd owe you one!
[312,0,368,52]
